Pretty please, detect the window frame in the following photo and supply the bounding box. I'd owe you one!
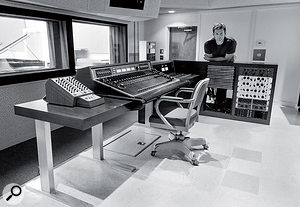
[71,17,128,65]
[0,5,128,86]
[72,19,112,68]
[0,5,75,86]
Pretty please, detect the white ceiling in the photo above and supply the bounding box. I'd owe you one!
[159,0,300,14]
[3,0,300,21]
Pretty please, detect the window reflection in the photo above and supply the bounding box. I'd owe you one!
[72,22,110,69]
[0,16,66,74]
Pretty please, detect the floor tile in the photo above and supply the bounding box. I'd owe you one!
[227,158,262,176]
[259,177,300,207]
[211,187,262,207]
[221,170,260,195]
[205,141,234,157]
[154,159,225,192]
[0,187,70,207]
[232,147,262,163]
[199,152,231,169]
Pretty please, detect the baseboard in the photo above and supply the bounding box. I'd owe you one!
[275,100,297,108]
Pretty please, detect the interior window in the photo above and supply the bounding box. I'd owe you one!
[73,21,127,69]
[72,22,110,69]
[0,4,127,85]
[0,15,69,74]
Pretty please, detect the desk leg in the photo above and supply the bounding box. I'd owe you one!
[35,120,55,193]
[145,102,153,127]
[92,123,104,160]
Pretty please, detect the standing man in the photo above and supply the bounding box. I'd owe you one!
[204,23,237,111]
[204,23,237,62]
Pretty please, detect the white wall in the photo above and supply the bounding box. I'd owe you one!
[144,5,300,107]
[254,7,300,106]
[0,81,61,150]
[198,10,253,63]
[143,12,200,62]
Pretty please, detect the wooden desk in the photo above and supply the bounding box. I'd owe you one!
[14,98,132,193]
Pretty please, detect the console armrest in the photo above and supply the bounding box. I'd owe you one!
[176,88,193,96]
[160,96,183,100]
[179,87,193,92]
[159,96,192,104]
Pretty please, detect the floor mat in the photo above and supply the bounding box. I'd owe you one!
[104,129,161,157]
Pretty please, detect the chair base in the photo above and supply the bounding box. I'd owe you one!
[151,136,208,165]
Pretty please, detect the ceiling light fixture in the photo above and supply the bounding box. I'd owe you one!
[168,10,175,14]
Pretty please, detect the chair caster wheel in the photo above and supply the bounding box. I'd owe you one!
[203,144,209,150]
[191,153,201,166]
[192,159,200,166]
[151,151,156,156]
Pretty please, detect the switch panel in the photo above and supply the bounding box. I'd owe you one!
[234,66,276,122]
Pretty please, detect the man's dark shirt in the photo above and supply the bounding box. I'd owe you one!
[204,37,237,62]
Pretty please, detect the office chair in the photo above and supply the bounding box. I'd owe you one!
[149,78,210,165]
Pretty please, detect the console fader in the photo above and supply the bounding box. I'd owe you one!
[90,61,186,101]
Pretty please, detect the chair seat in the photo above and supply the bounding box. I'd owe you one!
[150,107,198,128]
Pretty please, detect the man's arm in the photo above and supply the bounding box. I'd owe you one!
[204,53,213,61]
[204,53,235,62]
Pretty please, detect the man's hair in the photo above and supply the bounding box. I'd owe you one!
[213,23,226,34]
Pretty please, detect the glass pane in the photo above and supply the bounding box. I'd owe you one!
[169,26,197,60]
[0,16,57,74]
[72,22,110,69]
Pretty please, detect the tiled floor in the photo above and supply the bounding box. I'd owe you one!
[1,104,299,207]
[100,105,300,207]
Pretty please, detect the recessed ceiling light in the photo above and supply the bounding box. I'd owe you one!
[168,10,175,14]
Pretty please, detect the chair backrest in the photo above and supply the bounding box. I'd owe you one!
[191,78,210,110]
[185,78,209,127]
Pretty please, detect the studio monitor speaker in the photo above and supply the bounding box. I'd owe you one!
[109,0,145,10]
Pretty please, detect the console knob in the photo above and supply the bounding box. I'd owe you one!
[118,83,125,89]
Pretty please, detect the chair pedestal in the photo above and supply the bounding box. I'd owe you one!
[184,137,208,150]
[151,136,208,165]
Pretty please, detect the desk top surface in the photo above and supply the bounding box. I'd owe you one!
[14,98,132,130]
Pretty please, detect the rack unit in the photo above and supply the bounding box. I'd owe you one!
[207,65,235,90]
[200,63,277,125]
[232,64,277,124]
[172,60,277,125]
[139,41,156,61]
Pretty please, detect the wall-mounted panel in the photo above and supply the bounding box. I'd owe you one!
[233,64,277,123]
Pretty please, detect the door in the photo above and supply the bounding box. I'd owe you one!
[169,26,197,60]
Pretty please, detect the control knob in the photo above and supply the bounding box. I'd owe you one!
[118,83,125,89]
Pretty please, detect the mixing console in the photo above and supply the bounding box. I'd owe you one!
[90,61,186,101]
[152,60,200,83]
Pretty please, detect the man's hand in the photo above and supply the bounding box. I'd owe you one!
[204,53,212,61]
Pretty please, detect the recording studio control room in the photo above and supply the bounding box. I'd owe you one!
[0,0,300,206]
